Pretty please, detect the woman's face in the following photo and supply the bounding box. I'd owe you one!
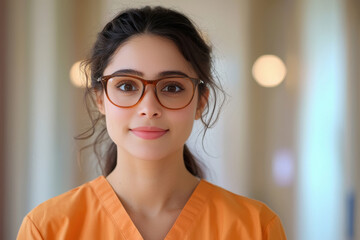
[98,34,205,161]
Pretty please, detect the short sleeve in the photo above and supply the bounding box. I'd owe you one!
[264,215,287,240]
[17,216,44,240]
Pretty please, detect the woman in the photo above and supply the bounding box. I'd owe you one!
[18,6,286,239]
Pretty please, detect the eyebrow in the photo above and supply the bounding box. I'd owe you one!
[110,69,190,78]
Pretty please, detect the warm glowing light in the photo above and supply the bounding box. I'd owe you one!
[199,30,211,46]
[69,61,89,88]
[252,55,287,87]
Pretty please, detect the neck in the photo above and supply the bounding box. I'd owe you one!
[106,146,200,217]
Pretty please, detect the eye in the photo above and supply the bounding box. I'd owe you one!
[161,83,184,93]
[116,81,139,92]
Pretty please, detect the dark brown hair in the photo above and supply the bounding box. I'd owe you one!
[78,6,225,178]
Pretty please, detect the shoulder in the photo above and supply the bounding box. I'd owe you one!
[17,176,122,239]
[23,176,105,230]
[200,180,282,230]
[191,180,287,239]
[29,178,97,219]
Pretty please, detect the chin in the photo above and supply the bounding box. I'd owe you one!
[127,144,182,162]
[131,149,172,161]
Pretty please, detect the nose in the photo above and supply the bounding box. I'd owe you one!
[137,86,162,118]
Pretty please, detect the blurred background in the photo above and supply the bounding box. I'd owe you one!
[1,0,359,239]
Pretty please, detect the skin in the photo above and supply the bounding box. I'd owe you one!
[96,34,208,239]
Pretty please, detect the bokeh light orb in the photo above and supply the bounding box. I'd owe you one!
[252,55,287,87]
[70,61,89,88]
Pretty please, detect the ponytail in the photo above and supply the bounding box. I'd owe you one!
[183,144,204,178]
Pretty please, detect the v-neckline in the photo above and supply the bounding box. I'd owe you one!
[91,176,211,240]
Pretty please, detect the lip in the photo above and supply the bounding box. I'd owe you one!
[130,126,169,140]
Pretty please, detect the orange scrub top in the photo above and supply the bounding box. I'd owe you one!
[17,176,287,239]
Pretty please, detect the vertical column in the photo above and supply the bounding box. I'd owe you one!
[5,0,32,239]
[0,0,7,238]
[247,1,301,238]
[297,0,346,239]
[69,0,105,183]
[27,0,58,209]
[344,1,360,239]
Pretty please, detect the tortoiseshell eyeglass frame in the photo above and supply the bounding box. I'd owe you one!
[97,74,204,110]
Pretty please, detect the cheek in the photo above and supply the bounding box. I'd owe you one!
[170,101,198,138]
[103,100,131,143]
[173,106,196,123]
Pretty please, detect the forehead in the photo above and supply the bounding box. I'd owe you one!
[103,34,197,78]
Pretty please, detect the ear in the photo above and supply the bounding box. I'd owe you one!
[195,88,209,120]
[95,90,106,115]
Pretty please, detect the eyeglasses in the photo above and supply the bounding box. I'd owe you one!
[97,74,204,110]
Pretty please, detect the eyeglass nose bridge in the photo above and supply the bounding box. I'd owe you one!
[135,79,163,107]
